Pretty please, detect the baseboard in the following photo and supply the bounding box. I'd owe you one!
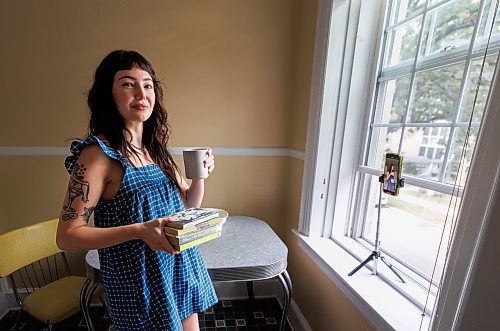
[288,299,312,331]
[1,289,19,318]
[0,278,9,319]
[271,287,312,331]
[0,293,9,321]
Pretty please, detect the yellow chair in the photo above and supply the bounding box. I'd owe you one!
[0,219,89,330]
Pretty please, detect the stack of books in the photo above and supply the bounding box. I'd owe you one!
[164,208,226,251]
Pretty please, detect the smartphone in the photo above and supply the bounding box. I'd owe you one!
[383,153,403,196]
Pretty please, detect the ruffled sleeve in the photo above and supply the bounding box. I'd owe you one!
[64,135,128,174]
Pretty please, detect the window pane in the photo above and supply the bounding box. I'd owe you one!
[366,127,403,169]
[420,0,480,58]
[393,0,426,23]
[362,177,459,283]
[444,127,479,184]
[409,63,465,123]
[378,76,411,123]
[435,148,444,159]
[400,126,450,180]
[476,0,500,47]
[385,19,422,68]
[494,3,500,35]
[459,55,498,123]
[426,147,435,158]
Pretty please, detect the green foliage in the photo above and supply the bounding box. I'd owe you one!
[410,64,464,123]
[403,161,419,175]
[398,0,479,60]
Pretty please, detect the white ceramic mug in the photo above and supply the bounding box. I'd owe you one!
[183,148,209,179]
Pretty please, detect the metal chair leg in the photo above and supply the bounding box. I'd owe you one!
[12,309,21,331]
[80,278,92,330]
[85,282,100,331]
[277,270,292,331]
[246,281,255,300]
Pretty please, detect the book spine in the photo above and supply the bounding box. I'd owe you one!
[168,212,218,229]
[167,225,222,245]
[172,231,221,251]
[164,217,223,236]
[174,225,222,245]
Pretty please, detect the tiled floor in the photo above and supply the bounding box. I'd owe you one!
[0,298,291,331]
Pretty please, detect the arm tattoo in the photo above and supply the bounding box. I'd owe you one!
[62,212,78,221]
[81,207,95,224]
[62,163,91,221]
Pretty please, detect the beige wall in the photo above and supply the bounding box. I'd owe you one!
[287,0,317,151]
[0,0,296,229]
[0,0,296,147]
[0,1,373,330]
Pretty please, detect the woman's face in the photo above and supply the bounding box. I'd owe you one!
[112,67,155,126]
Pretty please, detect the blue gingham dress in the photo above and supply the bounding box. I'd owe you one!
[65,135,218,331]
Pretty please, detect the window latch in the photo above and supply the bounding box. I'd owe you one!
[441,45,456,52]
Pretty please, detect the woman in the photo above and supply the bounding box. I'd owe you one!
[387,164,396,193]
[56,50,217,330]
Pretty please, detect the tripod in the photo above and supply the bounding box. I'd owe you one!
[348,175,405,283]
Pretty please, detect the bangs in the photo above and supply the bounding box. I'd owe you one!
[113,51,155,77]
[94,50,157,84]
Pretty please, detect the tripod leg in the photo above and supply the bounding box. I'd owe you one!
[348,253,375,276]
[380,256,405,283]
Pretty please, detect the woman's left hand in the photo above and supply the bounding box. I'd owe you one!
[203,148,215,177]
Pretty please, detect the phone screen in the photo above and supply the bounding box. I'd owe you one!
[383,153,403,196]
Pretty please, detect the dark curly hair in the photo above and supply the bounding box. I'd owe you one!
[87,49,181,193]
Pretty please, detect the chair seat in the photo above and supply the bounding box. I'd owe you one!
[23,275,87,324]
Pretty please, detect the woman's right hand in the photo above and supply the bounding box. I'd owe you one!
[139,217,180,254]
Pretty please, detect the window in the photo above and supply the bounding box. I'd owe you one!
[298,0,500,326]
[354,0,499,296]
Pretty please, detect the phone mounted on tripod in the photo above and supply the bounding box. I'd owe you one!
[348,152,405,282]
[382,153,404,196]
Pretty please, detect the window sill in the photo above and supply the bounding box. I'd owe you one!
[293,230,431,331]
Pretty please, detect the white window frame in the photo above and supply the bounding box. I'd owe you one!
[352,0,500,296]
[296,0,500,329]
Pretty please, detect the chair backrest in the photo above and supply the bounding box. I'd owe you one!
[0,219,61,278]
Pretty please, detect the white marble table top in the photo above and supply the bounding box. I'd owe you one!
[200,216,288,282]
